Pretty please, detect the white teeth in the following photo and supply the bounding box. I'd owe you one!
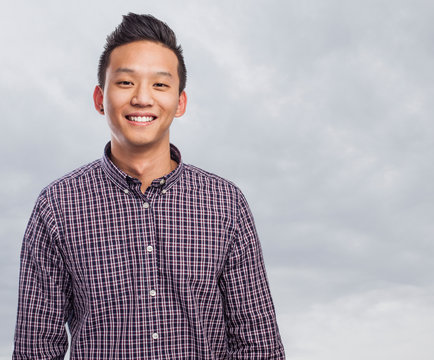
[129,116,154,122]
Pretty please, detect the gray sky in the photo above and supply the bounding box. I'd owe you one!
[1,0,434,358]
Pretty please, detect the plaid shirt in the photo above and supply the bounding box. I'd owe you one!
[14,143,285,359]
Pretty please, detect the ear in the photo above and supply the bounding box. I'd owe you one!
[175,91,187,118]
[93,85,105,114]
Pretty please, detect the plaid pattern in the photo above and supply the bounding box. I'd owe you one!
[14,143,285,359]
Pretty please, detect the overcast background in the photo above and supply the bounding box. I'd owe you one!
[1,0,434,358]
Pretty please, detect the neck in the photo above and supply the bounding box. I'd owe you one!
[110,140,176,193]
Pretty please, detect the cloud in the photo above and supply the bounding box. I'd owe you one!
[271,273,434,360]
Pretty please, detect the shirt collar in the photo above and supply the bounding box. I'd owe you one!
[101,142,184,192]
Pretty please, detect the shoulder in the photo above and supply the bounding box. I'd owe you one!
[38,159,103,200]
[180,163,250,208]
[182,164,241,193]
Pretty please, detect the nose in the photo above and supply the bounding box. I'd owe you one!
[131,84,154,107]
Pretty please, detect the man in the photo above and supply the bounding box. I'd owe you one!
[13,13,285,359]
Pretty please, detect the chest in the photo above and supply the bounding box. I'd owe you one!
[58,189,236,299]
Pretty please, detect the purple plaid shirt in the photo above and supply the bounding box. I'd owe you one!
[14,143,285,359]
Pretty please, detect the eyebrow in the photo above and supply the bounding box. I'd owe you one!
[114,68,173,78]
[156,71,173,78]
[115,67,135,73]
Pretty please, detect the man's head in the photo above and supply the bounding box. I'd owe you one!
[98,13,187,94]
[93,14,187,155]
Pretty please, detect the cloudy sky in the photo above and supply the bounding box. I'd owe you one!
[1,0,434,358]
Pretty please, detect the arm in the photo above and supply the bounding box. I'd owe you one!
[13,193,72,359]
[219,189,285,359]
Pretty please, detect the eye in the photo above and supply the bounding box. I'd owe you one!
[117,81,133,86]
[154,83,168,88]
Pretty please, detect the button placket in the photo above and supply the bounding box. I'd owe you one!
[137,192,160,345]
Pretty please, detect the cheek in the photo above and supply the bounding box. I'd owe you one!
[159,94,181,113]
[105,91,128,114]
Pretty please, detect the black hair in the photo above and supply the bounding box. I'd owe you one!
[98,13,186,93]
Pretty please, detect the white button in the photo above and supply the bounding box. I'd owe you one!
[152,332,159,340]
[143,202,150,209]
[123,189,129,194]
[161,189,167,194]
[160,179,166,185]
[147,245,153,252]
[150,289,156,297]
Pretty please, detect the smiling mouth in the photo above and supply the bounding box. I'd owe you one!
[126,115,157,123]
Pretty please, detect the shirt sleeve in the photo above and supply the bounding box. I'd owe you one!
[13,192,72,359]
[219,189,286,359]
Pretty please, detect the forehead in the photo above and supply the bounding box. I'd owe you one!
[107,40,179,75]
